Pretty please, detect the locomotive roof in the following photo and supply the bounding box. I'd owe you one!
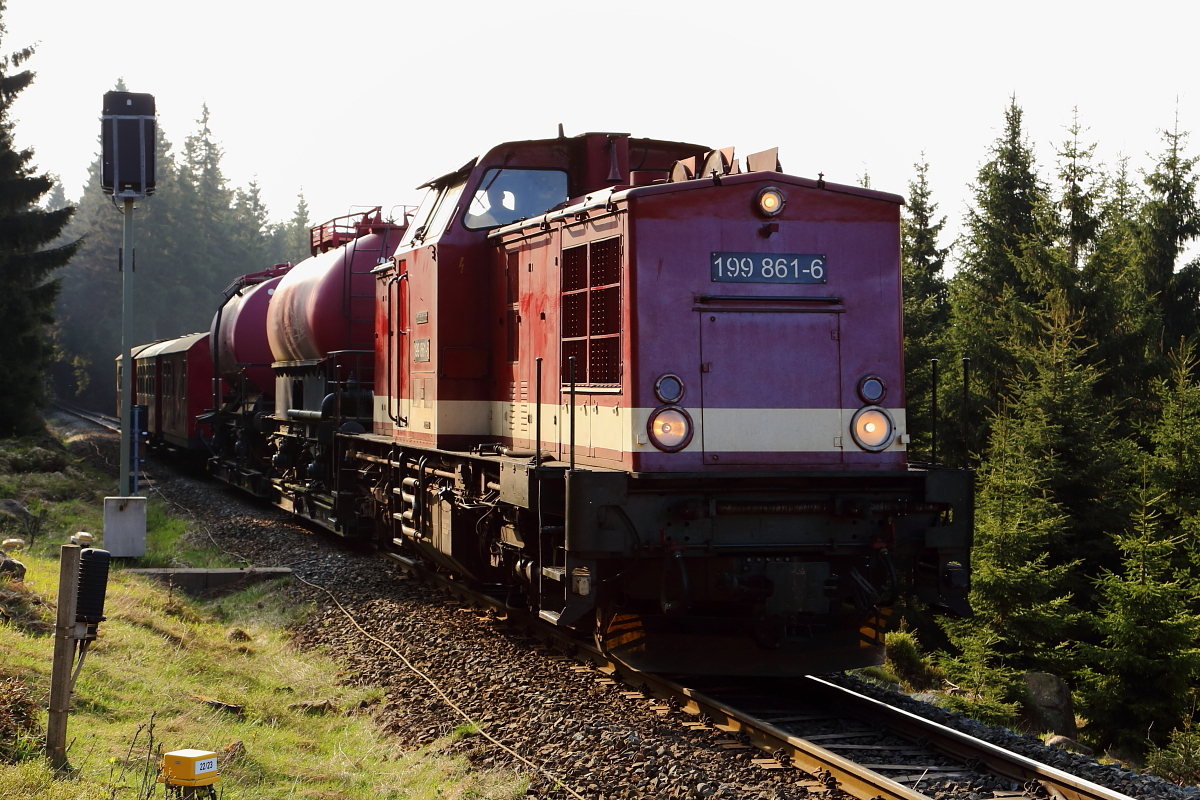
[488,169,904,240]
[415,134,709,190]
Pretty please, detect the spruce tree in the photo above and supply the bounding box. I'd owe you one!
[1139,121,1200,346]
[1144,345,1200,520]
[985,308,1135,599]
[175,102,237,305]
[955,399,1077,671]
[0,8,79,434]
[942,309,1134,723]
[1141,343,1200,589]
[1057,110,1102,274]
[1076,475,1200,753]
[1080,156,1158,412]
[269,191,311,266]
[43,177,66,213]
[231,179,271,270]
[942,98,1052,463]
[936,622,1023,726]
[958,98,1048,304]
[901,158,949,461]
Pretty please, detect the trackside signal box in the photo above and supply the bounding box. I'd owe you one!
[159,749,219,787]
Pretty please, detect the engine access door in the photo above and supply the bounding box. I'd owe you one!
[698,310,843,466]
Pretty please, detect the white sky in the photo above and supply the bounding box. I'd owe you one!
[7,0,1200,256]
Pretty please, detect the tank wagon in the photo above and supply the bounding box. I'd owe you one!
[204,263,292,490]
[192,131,971,676]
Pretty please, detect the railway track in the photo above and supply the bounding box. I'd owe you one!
[52,401,121,432]
[382,551,1135,800]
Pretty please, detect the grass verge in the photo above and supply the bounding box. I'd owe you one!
[0,421,527,799]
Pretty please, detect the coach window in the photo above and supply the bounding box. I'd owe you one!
[464,169,568,230]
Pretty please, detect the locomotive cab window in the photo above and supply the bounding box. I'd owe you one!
[399,180,465,246]
[464,168,568,230]
[397,189,438,247]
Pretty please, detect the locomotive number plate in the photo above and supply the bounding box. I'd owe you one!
[711,252,826,284]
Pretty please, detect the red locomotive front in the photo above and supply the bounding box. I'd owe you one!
[489,166,908,473]
[346,132,972,676]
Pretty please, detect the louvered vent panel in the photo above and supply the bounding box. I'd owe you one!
[590,238,621,286]
[590,287,620,336]
[561,340,587,382]
[589,338,620,384]
[562,245,587,292]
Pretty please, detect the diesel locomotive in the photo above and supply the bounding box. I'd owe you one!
[126,130,973,676]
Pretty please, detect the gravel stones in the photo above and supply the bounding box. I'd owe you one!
[143,462,829,800]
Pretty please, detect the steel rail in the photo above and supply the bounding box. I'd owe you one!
[800,677,1133,800]
[606,670,932,800]
[53,401,121,432]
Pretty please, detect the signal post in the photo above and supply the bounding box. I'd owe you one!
[101,91,155,556]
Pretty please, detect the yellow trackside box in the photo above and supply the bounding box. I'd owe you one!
[159,749,219,787]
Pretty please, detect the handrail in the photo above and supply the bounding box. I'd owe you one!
[694,295,841,303]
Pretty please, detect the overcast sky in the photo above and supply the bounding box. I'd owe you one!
[7,0,1199,257]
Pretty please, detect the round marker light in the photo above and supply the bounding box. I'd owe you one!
[857,375,887,404]
[755,187,786,218]
[647,406,693,452]
[850,406,895,452]
[654,373,685,404]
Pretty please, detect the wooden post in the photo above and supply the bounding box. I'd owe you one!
[47,544,80,770]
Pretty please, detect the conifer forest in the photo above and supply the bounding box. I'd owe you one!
[900,101,1200,761]
[9,31,1200,772]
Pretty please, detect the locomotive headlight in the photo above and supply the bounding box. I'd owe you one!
[755,187,786,218]
[850,406,895,452]
[647,406,693,452]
